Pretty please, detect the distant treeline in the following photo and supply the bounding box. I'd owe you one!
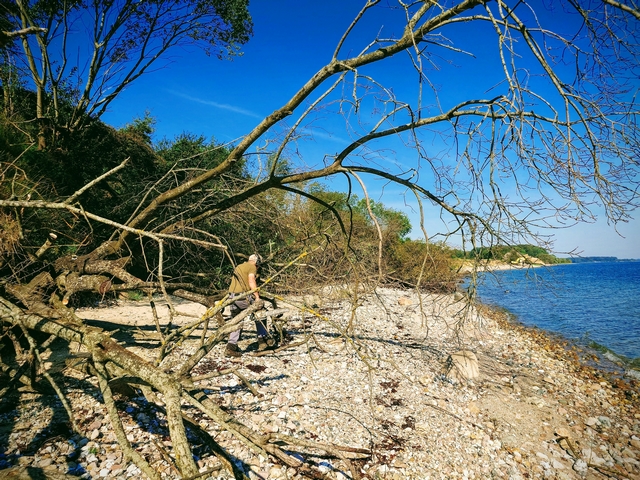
[568,256,619,263]
[452,244,571,265]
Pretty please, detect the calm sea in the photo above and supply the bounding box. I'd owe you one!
[473,261,640,362]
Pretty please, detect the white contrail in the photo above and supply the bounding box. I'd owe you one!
[169,90,263,119]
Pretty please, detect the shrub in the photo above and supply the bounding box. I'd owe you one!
[387,239,460,292]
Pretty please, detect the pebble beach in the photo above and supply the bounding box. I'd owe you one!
[1,287,639,479]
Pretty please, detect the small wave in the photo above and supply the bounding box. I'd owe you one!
[603,351,623,363]
[625,369,640,381]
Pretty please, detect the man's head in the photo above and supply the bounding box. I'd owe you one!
[249,254,263,266]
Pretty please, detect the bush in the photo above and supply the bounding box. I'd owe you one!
[387,239,460,292]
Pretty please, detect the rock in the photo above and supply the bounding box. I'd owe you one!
[444,350,479,382]
[556,472,574,480]
[551,459,565,469]
[598,416,612,427]
[499,435,516,450]
[467,401,480,415]
[555,427,571,439]
[248,470,262,480]
[87,419,102,431]
[4,287,638,480]
[0,467,79,479]
[581,448,605,466]
[136,412,150,423]
[585,417,598,427]
[269,467,284,478]
[536,451,549,462]
[573,459,588,475]
[303,295,322,308]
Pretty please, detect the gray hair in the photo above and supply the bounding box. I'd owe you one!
[249,254,262,265]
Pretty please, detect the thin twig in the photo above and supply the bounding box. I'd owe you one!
[64,157,130,205]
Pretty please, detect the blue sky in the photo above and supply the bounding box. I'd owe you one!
[101,1,640,259]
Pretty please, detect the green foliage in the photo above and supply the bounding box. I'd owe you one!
[387,239,459,292]
[305,186,411,240]
[127,290,146,301]
[353,199,412,240]
[262,153,294,178]
[452,244,569,265]
[515,244,548,258]
[251,183,459,294]
[540,254,571,264]
[0,94,460,294]
[0,100,161,242]
[119,113,156,146]
[0,115,166,281]
[49,121,160,218]
[155,133,233,172]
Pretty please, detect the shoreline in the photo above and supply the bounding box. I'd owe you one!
[2,288,640,479]
[465,261,640,370]
[480,300,640,383]
[458,260,551,274]
[480,299,640,378]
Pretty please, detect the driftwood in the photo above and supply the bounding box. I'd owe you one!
[173,288,224,307]
[55,254,140,285]
[5,272,57,316]
[0,206,311,475]
[0,289,368,479]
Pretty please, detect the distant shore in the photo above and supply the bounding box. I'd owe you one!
[457,259,548,274]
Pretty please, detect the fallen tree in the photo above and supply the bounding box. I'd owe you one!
[0,287,372,479]
[1,0,639,478]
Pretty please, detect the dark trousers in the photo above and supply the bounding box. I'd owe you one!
[227,294,268,344]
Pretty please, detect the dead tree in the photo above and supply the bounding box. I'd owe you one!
[1,1,639,478]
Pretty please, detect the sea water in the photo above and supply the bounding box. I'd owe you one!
[473,261,640,363]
